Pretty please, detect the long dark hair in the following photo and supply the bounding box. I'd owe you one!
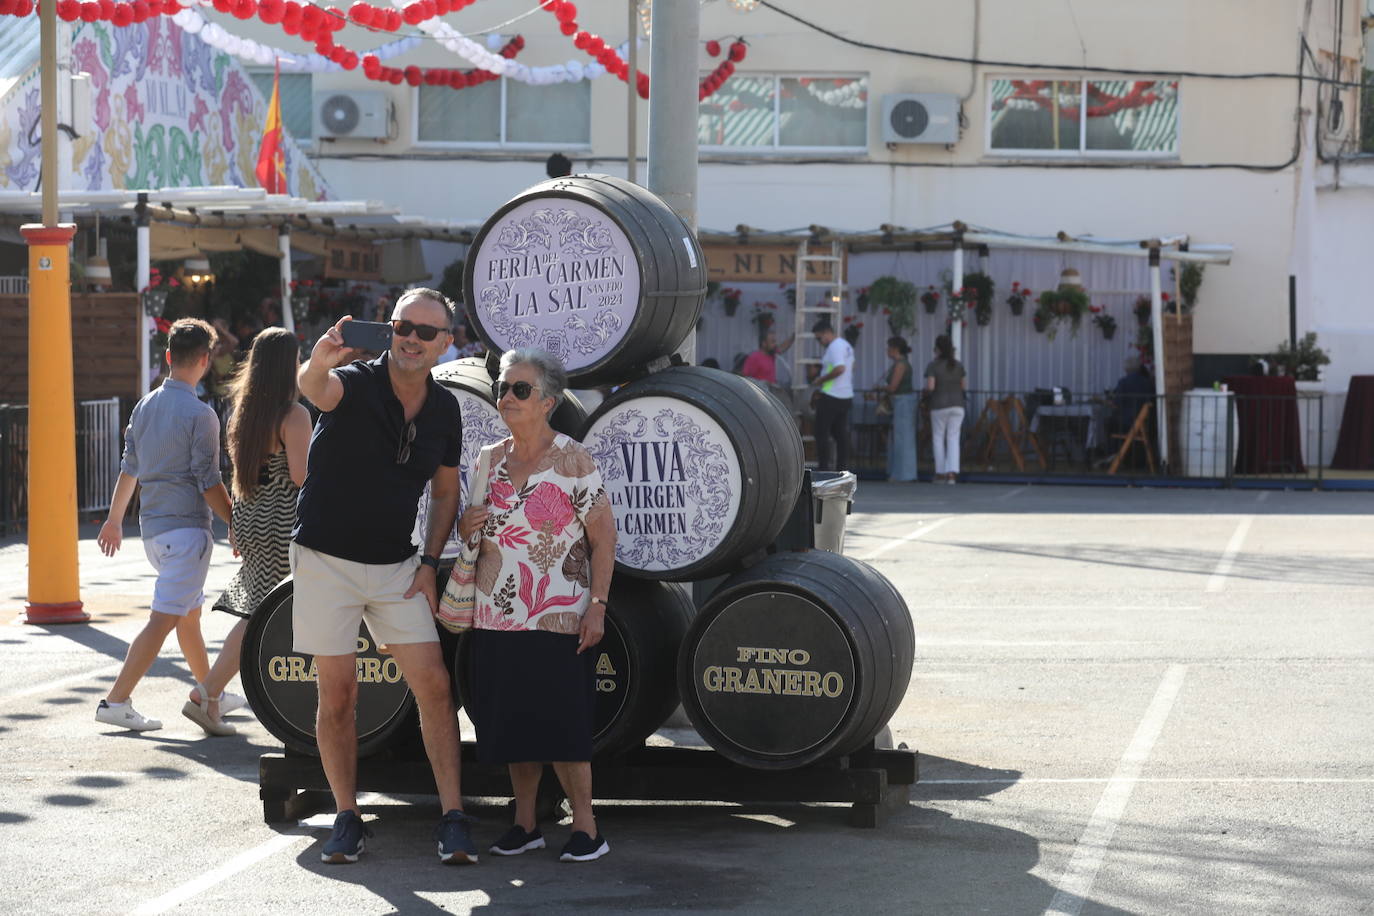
[935,334,957,370]
[225,328,300,501]
[887,335,910,356]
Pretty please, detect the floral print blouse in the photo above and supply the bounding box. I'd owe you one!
[472,434,611,635]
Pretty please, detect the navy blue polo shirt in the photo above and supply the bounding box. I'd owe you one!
[293,354,462,564]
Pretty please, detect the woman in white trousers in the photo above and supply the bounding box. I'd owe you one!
[924,334,967,484]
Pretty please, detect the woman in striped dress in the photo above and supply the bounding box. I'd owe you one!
[183,328,310,736]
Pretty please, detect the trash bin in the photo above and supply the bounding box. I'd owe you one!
[810,469,857,554]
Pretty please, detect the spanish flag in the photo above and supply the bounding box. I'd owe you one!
[255,61,287,194]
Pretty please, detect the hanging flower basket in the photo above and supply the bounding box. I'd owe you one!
[919,287,941,314]
[1092,308,1117,340]
[869,276,918,333]
[721,288,742,316]
[1037,286,1091,334]
[856,286,870,312]
[1006,282,1029,316]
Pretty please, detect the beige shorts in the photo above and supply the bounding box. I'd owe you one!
[290,543,438,656]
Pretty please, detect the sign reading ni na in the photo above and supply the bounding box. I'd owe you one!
[702,244,846,284]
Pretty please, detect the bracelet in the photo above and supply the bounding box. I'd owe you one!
[419,554,440,571]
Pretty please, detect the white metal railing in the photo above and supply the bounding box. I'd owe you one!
[77,397,120,512]
[0,276,28,294]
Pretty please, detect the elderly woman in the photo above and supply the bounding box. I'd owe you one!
[457,348,616,863]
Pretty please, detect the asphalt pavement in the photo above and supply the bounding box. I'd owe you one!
[1,483,1371,915]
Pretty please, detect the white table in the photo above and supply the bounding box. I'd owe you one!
[1029,403,1102,452]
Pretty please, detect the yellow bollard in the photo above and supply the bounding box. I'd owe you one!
[22,223,87,624]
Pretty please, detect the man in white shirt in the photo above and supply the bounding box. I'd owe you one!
[809,318,855,471]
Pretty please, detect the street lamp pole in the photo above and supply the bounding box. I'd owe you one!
[23,0,87,623]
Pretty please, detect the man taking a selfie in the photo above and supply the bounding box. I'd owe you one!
[294,288,472,865]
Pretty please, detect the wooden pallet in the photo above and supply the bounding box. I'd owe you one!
[259,742,918,829]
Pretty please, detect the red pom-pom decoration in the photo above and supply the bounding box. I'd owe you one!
[705,39,720,57]
[347,0,369,23]
[79,2,99,20]
[721,61,735,77]
[232,0,254,19]
[404,65,421,86]
[559,20,576,36]
[343,51,359,70]
[556,1,575,21]
[57,0,81,19]
[110,1,133,24]
[728,41,747,62]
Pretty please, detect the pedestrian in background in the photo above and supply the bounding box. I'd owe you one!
[95,319,233,732]
[925,334,967,485]
[810,318,855,471]
[884,336,918,482]
[185,329,311,736]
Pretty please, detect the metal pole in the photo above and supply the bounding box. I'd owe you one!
[24,0,86,623]
[950,235,964,358]
[647,0,699,362]
[626,0,638,185]
[135,193,150,396]
[279,225,295,334]
[1288,274,1298,364]
[1149,249,1169,471]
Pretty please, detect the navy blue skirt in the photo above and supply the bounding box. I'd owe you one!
[468,628,596,764]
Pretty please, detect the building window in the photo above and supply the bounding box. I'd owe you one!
[415,79,590,147]
[248,71,313,143]
[988,78,1179,157]
[699,74,868,152]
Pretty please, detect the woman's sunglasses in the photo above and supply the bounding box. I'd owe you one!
[492,380,540,401]
[390,319,447,342]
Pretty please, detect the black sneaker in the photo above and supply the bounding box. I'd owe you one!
[559,831,609,862]
[436,809,479,865]
[321,809,371,864]
[490,824,546,856]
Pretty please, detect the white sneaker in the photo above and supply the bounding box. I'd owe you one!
[96,700,162,731]
[219,691,248,714]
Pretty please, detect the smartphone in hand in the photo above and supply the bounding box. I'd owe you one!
[341,320,393,353]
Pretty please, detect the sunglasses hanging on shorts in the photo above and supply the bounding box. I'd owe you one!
[390,319,447,342]
[492,380,540,401]
[396,421,417,465]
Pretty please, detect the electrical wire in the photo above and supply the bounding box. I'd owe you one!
[756,0,1365,90]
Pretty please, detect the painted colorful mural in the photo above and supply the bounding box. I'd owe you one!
[0,19,329,198]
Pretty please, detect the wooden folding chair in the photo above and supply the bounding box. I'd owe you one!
[1108,402,1156,475]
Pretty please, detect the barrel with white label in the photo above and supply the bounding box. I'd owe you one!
[239,580,418,757]
[422,358,586,557]
[580,366,803,581]
[678,550,914,770]
[452,577,695,758]
[463,174,707,387]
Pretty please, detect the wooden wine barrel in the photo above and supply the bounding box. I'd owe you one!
[579,366,803,581]
[453,577,694,758]
[239,580,419,757]
[462,174,707,386]
[678,550,914,770]
[421,358,585,557]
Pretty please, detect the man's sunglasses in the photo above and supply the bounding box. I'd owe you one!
[396,421,416,465]
[492,380,540,401]
[390,319,447,342]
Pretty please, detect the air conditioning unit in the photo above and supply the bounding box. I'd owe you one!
[881,93,959,145]
[314,91,392,140]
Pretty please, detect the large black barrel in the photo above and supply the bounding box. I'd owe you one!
[239,580,418,757]
[463,174,707,387]
[421,358,586,557]
[454,577,694,758]
[579,366,803,581]
[678,551,914,770]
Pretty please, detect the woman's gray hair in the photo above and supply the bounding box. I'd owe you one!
[499,347,567,405]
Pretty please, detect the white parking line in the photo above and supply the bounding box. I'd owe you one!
[925,776,1374,784]
[856,517,954,560]
[130,831,314,915]
[1206,517,1252,593]
[1044,664,1187,916]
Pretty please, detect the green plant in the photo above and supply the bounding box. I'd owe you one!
[869,275,918,333]
[1266,332,1330,381]
[961,271,995,313]
[1177,263,1204,313]
[919,286,940,314]
[1036,285,1091,335]
[1092,307,1117,340]
[1006,281,1030,315]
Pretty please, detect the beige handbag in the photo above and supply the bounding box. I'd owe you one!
[436,446,493,634]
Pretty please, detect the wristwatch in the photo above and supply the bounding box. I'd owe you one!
[589,596,607,608]
[419,553,440,571]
